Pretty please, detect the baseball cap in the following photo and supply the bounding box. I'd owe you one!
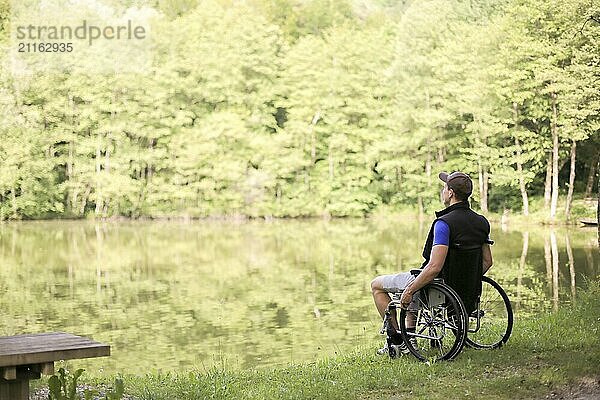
[439,171,473,199]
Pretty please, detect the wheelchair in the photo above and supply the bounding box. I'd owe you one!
[380,246,513,361]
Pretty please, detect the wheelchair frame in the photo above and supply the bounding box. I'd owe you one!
[381,272,513,361]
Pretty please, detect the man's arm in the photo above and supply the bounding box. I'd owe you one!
[482,243,493,274]
[400,245,448,308]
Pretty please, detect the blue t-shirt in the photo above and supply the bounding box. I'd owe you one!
[432,220,450,246]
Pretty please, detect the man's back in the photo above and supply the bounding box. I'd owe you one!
[421,201,490,267]
[421,201,491,314]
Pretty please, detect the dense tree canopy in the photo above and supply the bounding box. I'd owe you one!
[0,0,598,219]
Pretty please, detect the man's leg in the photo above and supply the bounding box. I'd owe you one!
[371,276,391,319]
[371,276,401,355]
[371,274,416,332]
[371,276,401,336]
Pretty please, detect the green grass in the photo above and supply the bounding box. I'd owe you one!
[84,280,600,400]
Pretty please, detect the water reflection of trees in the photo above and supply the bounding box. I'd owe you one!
[0,219,425,373]
[0,221,597,374]
[501,227,598,315]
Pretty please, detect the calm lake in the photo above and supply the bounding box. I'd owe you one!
[0,218,597,375]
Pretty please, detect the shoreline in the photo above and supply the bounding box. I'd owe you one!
[0,208,595,227]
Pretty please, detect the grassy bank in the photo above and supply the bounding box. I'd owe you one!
[6,194,598,226]
[362,195,597,226]
[75,280,599,400]
[484,196,598,226]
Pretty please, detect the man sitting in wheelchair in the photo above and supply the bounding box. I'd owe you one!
[370,171,494,359]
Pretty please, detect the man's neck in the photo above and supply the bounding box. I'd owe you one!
[436,200,469,217]
[448,199,462,207]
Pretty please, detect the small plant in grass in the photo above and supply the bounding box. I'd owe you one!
[47,367,124,400]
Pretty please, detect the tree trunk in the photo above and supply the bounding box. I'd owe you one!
[515,137,529,216]
[437,148,444,163]
[67,94,75,214]
[67,140,74,213]
[585,151,598,198]
[478,163,489,213]
[478,164,483,206]
[147,139,155,182]
[544,152,552,208]
[310,111,320,164]
[513,103,529,216]
[72,189,79,214]
[105,141,111,173]
[10,187,17,218]
[95,133,103,217]
[103,137,111,217]
[483,169,489,211]
[550,93,559,220]
[80,186,91,215]
[564,139,576,218]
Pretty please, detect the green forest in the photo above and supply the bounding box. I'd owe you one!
[0,0,598,220]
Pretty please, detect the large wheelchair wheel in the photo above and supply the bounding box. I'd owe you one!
[399,281,468,361]
[466,276,513,349]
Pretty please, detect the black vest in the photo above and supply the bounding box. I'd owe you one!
[421,201,490,266]
[421,201,491,313]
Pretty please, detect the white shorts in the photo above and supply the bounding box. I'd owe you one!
[381,272,415,292]
[381,272,420,310]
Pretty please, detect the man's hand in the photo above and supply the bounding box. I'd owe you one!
[400,289,413,309]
